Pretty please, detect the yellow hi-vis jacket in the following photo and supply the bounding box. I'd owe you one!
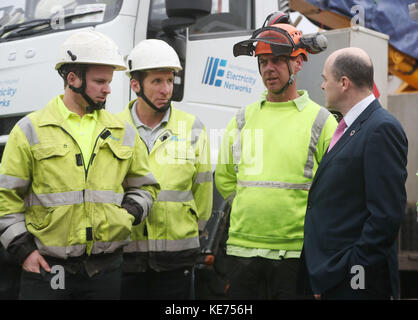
[0,96,160,260]
[118,100,213,271]
[215,90,337,252]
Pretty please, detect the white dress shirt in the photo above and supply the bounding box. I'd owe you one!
[343,94,376,133]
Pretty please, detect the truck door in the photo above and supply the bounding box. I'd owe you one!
[147,0,274,162]
[0,0,137,160]
[183,0,268,132]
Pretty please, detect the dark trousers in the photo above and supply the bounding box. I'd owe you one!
[0,265,21,300]
[19,256,122,300]
[121,267,192,300]
[322,263,392,300]
[0,247,21,300]
[226,256,307,300]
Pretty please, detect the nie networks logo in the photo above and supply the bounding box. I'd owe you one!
[202,56,227,87]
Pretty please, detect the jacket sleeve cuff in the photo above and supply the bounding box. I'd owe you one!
[7,232,37,265]
[122,197,144,226]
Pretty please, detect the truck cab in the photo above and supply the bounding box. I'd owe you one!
[0,0,285,162]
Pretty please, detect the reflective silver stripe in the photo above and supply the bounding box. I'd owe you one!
[226,191,236,205]
[17,116,39,146]
[123,240,148,253]
[194,171,213,184]
[25,191,84,207]
[0,213,25,233]
[35,239,129,259]
[124,191,153,221]
[35,238,86,259]
[235,106,247,131]
[0,174,30,191]
[232,106,247,173]
[238,179,311,190]
[123,173,156,217]
[124,173,158,188]
[124,238,200,253]
[122,122,137,147]
[304,107,330,178]
[148,237,200,252]
[191,117,205,147]
[84,190,124,205]
[0,221,27,249]
[24,190,124,207]
[91,240,130,254]
[198,219,207,232]
[192,117,205,131]
[157,190,194,202]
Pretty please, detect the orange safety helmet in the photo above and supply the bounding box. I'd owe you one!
[254,23,308,61]
[233,20,327,95]
[233,23,309,61]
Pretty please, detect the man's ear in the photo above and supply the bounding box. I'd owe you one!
[67,72,79,87]
[294,55,304,72]
[130,78,140,93]
[340,76,350,91]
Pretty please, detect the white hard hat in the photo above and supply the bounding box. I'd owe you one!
[35,0,77,19]
[55,29,127,71]
[127,39,182,77]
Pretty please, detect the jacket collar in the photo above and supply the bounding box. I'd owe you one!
[259,90,310,111]
[311,99,381,188]
[38,95,125,129]
[125,99,179,135]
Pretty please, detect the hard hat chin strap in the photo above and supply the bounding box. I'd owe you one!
[137,81,170,114]
[67,66,105,113]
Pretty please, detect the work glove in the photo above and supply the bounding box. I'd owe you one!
[121,197,144,226]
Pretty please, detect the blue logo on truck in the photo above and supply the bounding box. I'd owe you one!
[201,56,257,94]
[202,57,227,87]
[0,79,18,108]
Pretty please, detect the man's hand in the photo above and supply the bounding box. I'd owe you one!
[314,294,321,300]
[22,250,51,274]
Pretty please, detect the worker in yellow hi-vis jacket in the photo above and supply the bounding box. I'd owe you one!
[0,30,159,300]
[118,39,213,300]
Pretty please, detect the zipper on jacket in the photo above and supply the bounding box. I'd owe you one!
[60,127,108,180]
[60,127,88,178]
[86,128,107,178]
[60,127,108,246]
[149,130,171,155]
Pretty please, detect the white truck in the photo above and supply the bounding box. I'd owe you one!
[0,0,309,163]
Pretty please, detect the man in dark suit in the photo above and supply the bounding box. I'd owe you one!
[301,47,408,300]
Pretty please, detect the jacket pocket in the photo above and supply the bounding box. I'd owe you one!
[31,144,74,189]
[105,140,133,160]
[95,141,134,188]
[32,144,70,160]
[26,207,54,231]
[94,203,133,243]
[158,146,195,190]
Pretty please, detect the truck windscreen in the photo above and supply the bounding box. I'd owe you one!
[0,0,122,42]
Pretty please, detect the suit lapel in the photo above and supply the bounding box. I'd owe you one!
[311,100,381,189]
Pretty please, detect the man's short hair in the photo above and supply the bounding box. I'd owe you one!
[130,69,175,83]
[130,70,147,83]
[58,64,90,89]
[331,53,374,90]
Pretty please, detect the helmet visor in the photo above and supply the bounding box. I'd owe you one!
[233,26,296,57]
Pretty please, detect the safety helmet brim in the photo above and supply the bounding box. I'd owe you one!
[56,60,126,71]
[233,24,308,61]
[55,29,127,71]
[126,39,182,77]
[126,66,182,78]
